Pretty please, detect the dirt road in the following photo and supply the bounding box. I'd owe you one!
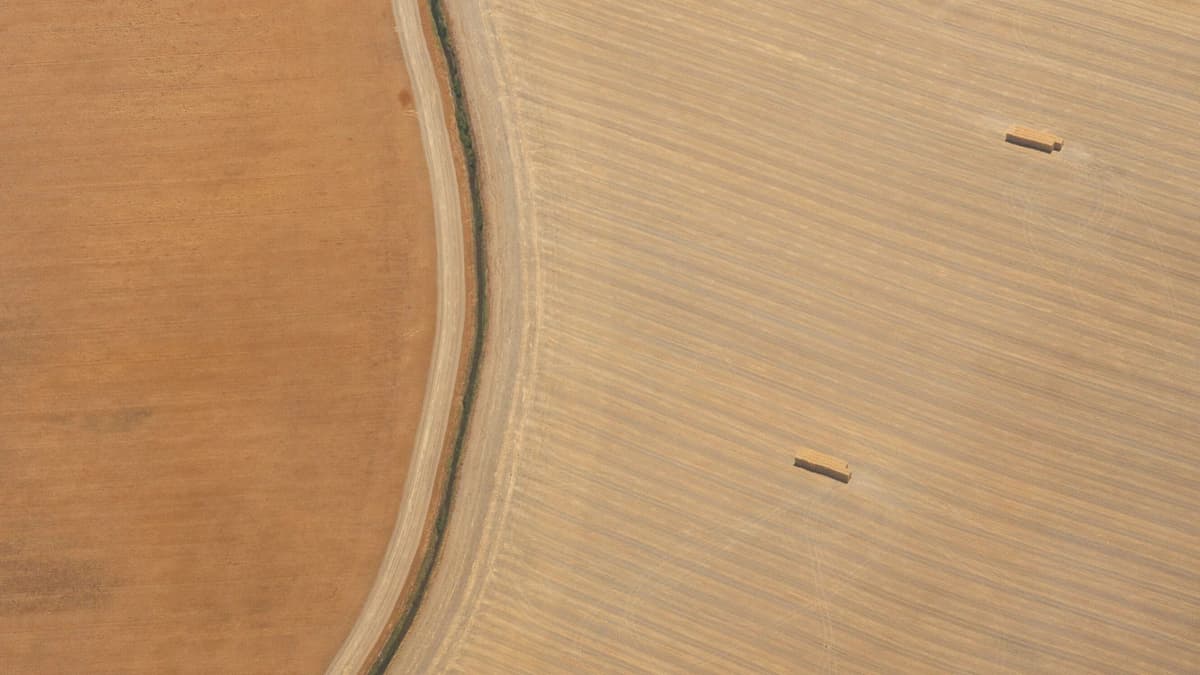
[0,1,437,672]
[325,0,469,671]
[389,0,1200,672]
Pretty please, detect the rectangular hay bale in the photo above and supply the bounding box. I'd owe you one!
[1006,126,1064,153]
[794,450,852,483]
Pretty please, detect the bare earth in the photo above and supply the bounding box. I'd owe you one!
[392,0,1199,673]
[0,1,437,673]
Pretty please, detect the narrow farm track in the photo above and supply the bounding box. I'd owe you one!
[390,0,1198,673]
[326,0,468,671]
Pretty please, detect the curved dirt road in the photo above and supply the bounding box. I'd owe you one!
[325,0,468,672]
[379,0,547,670]
[384,0,545,670]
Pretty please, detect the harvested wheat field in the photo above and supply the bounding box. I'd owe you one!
[0,1,446,672]
[388,0,1200,673]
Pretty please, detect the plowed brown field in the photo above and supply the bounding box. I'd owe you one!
[391,1,1200,672]
[0,1,436,673]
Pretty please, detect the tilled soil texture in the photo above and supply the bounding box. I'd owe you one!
[0,1,436,673]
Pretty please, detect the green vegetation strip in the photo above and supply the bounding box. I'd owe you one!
[368,0,488,671]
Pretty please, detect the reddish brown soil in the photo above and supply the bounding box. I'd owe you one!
[0,2,436,673]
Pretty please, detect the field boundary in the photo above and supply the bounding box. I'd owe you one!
[366,0,488,671]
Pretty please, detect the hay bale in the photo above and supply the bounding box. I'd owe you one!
[794,450,852,483]
[1006,126,1064,153]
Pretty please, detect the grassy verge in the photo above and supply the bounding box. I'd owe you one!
[368,0,488,671]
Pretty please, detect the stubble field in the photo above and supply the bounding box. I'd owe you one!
[393,0,1199,672]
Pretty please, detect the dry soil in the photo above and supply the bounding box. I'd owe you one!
[0,1,437,672]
